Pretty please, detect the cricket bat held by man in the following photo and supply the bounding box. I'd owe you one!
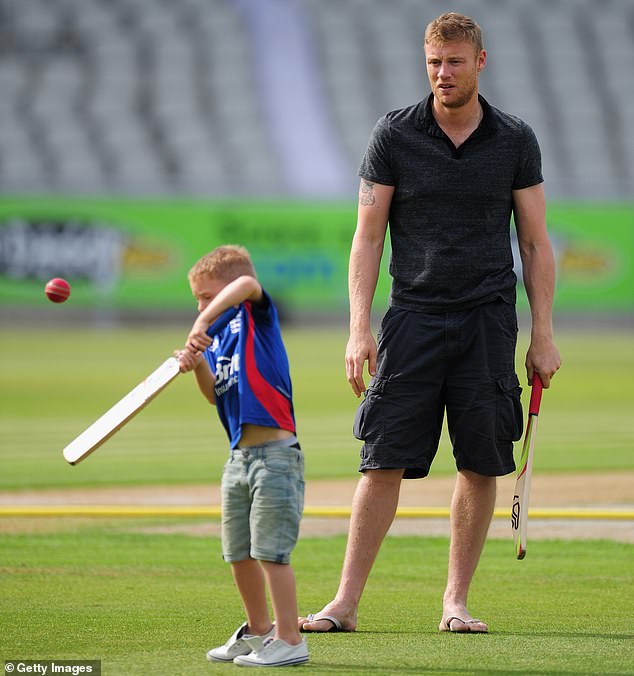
[511,374,544,560]
[63,357,181,465]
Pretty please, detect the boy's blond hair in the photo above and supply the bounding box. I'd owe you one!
[425,12,483,53]
[188,245,257,283]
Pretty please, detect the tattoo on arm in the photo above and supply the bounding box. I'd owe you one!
[359,180,376,206]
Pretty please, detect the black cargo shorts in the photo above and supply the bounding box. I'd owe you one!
[354,300,523,479]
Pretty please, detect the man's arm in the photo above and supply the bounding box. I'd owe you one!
[513,183,562,388]
[346,179,394,397]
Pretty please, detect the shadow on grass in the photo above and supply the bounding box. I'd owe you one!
[316,668,629,675]
[339,629,634,641]
[492,630,634,641]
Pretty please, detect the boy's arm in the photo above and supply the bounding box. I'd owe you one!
[174,349,216,404]
[188,275,263,352]
[176,276,262,405]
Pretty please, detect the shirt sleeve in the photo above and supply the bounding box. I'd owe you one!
[513,122,544,190]
[249,289,275,325]
[207,305,241,337]
[358,115,396,186]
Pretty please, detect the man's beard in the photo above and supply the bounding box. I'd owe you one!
[435,79,477,108]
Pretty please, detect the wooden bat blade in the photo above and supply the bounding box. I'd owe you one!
[511,375,543,559]
[63,357,181,465]
[511,414,538,559]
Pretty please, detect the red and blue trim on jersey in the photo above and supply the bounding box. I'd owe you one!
[202,291,296,448]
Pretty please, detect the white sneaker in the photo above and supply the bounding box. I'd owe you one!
[233,637,309,667]
[206,622,275,662]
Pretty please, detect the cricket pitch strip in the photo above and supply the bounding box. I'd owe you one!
[0,473,632,541]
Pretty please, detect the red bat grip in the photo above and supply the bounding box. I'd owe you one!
[529,374,543,415]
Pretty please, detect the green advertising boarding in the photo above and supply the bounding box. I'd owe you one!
[0,198,632,316]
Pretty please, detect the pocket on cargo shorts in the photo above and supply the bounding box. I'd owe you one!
[353,377,389,441]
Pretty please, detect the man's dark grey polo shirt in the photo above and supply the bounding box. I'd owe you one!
[358,94,543,312]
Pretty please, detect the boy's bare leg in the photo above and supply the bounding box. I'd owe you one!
[440,469,496,632]
[231,558,274,636]
[261,561,302,644]
[300,469,403,632]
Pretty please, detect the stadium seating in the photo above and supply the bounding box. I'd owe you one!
[0,0,631,199]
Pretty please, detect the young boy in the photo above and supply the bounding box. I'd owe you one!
[176,245,308,667]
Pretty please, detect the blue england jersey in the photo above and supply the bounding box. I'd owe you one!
[202,290,296,448]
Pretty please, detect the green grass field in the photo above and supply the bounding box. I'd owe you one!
[1,526,632,675]
[1,325,633,674]
[0,326,633,489]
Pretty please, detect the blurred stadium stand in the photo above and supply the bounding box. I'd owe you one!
[0,0,632,200]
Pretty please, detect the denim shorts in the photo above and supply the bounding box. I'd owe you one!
[221,436,305,564]
[354,300,523,479]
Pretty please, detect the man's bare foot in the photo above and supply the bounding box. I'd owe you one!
[439,606,488,633]
[298,604,357,633]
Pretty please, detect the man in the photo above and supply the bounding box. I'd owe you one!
[300,12,561,634]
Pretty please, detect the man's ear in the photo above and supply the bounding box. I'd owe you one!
[477,49,487,72]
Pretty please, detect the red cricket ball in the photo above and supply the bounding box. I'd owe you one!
[45,278,71,303]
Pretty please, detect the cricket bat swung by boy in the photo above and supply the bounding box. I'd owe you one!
[62,357,181,465]
[62,309,239,466]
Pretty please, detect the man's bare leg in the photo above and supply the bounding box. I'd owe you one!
[300,469,403,632]
[440,469,496,632]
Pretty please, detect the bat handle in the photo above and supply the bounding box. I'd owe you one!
[529,374,543,415]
